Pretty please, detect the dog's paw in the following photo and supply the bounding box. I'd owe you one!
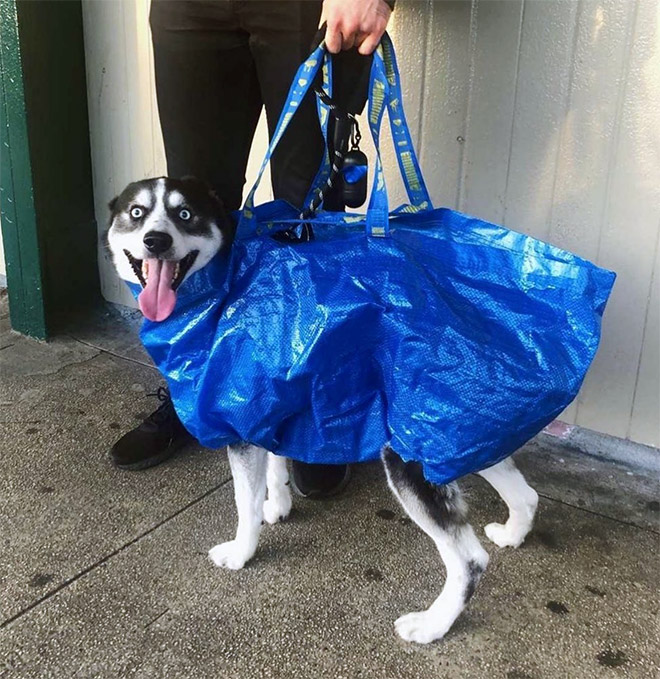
[484,522,526,548]
[263,492,292,525]
[395,611,447,644]
[208,540,252,570]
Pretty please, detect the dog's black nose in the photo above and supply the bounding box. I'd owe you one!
[143,231,173,255]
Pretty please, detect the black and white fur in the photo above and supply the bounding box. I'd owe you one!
[107,178,539,644]
[106,177,230,287]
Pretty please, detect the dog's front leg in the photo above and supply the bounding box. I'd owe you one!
[263,453,292,524]
[209,443,268,570]
[477,457,538,548]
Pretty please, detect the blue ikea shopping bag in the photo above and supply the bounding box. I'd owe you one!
[136,35,615,485]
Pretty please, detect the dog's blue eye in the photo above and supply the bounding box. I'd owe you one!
[179,209,191,221]
[130,207,144,219]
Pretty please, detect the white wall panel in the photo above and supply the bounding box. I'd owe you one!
[546,0,632,259]
[501,0,580,239]
[82,0,157,308]
[82,0,660,447]
[459,0,524,225]
[629,229,660,445]
[574,0,660,441]
[418,0,474,208]
[543,0,637,425]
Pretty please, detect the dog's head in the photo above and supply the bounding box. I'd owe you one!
[106,177,231,321]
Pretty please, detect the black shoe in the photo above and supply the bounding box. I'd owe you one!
[111,387,193,470]
[290,461,351,499]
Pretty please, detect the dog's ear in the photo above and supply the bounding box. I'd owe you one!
[181,175,220,199]
[207,187,224,209]
[108,196,118,213]
[180,175,226,213]
[180,175,210,193]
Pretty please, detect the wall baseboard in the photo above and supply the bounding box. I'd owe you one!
[541,420,660,475]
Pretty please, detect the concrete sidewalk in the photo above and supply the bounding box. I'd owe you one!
[1,297,658,678]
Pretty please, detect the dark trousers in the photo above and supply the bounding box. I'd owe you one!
[150,0,371,213]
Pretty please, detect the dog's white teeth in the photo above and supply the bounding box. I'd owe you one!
[173,262,180,282]
[142,260,149,282]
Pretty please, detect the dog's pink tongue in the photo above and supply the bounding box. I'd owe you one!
[138,259,177,321]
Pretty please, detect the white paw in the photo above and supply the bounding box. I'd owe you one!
[484,522,526,548]
[263,492,292,525]
[395,611,448,644]
[208,540,253,570]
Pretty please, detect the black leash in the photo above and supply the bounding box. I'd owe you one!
[273,88,362,244]
[299,89,361,221]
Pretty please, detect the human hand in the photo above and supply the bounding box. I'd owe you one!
[321,0,392,55]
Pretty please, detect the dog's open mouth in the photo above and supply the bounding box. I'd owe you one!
[124,250,198,322]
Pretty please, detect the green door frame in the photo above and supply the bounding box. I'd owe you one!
[0,0,47,338]
[0,0,98,340]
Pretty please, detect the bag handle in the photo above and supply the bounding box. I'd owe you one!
[238,45,328,235]
[380,34,431,212]
[364,53,390,235]
[364,34,431,236]
[306,31,430,218]
[300,48,335,212]
[238,33,431,237]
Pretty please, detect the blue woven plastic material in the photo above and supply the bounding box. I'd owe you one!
[133,36,615,485]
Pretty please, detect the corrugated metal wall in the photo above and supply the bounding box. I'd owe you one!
[82,0,660,448]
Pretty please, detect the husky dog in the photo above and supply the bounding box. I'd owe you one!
[107,177,539,644]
